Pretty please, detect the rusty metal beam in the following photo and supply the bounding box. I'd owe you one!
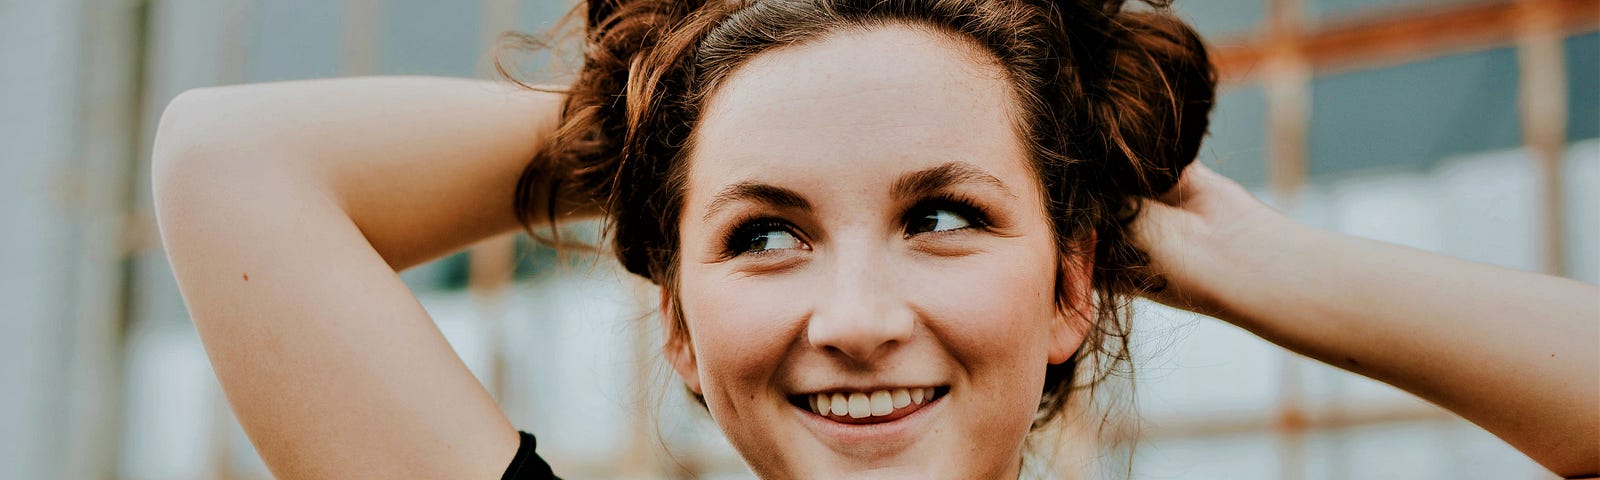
[1214,0,1600,86]
[1110,400,1458,442]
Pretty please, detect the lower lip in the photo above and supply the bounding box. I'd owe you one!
[794,391,945,448]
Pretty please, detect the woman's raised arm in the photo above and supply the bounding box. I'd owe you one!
[152,76,565,479]
[1130,163,1599,478]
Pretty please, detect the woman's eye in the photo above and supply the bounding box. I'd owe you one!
[730,224,804,255]
[907,208,974,235]
[745,230,801,252]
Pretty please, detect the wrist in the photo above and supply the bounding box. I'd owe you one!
[1196,211,1316,326]
[1161,198,1289,314]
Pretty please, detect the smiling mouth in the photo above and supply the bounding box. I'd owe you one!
[790,387,948,424]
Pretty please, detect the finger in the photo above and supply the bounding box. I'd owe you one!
[1126,197,1182,254]
[1126,199,1212,311]
[1157,162,1212,206]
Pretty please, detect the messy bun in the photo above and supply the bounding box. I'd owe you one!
[1044,0,1214,192]
[505,0,1215,427]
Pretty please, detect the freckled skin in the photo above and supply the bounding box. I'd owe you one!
[665,25,1088,479]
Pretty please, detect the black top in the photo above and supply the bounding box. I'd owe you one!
[501,431,561,480]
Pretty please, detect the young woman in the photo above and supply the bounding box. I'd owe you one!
[150,0,1598,478]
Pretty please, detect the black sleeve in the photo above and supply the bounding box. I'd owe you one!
[501,431,561,480]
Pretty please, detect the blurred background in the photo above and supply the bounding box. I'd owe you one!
[1,0,1595,478]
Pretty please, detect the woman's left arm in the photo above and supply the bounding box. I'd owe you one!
[1130,164,1599,478]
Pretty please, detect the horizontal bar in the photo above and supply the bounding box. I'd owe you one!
[1214,0,1600,85]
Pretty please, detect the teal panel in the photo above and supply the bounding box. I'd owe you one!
[400,251,471,291]
[1171,0,1265,39]
[1567,32,1598,142]
[1308,47,1521,178]
[1204,86,1269,188]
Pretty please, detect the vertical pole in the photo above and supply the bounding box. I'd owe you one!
[471,0,522,405]
[1263,0,1311,478]
[621,278,660,477]
[1515,0,1569,277]
[217,0,252,86]
[467,233,517,399]
[1264,0,1310,209]
[58,0,147,478]
[481,0,520,72]
[341,0,381,76]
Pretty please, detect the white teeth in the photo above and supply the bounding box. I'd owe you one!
[847,393,871,418]
[809,388,942,418]
[891,388,911,408]
[869,391,893,416]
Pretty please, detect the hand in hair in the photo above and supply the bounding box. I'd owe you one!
[1130,163,1600,478]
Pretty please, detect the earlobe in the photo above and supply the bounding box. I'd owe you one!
[660,287,702,394]
[1049,234,1097,365]
[1047,304,1092,365]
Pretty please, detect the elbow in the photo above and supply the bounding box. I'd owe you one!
[1556,460,1599,480]
[151,87,226,189]
[150,86,272,237]
[151,88,228,245]
[151,86,273,211]
[1549,435,1599,479]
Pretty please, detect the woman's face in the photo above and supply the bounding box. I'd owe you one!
[669,25,1088,479]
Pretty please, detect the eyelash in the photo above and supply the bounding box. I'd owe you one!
[717,194,993,258]
[904,194,991,237]
[720,217,802,258]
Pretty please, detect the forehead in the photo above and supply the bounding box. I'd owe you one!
[687,23,1030,196]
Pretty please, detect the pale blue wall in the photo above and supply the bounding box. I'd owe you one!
[250,0,342,81]
[381,0,484,76]
[0,4,84,479]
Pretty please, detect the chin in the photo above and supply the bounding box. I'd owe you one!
[717,386,1026,480]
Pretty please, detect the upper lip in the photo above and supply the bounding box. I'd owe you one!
[791,384,944,395]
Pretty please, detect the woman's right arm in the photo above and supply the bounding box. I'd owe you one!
[152,76,568,479]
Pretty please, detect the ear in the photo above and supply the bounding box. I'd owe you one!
[1048,233,1097,365]
[660,287,703,394]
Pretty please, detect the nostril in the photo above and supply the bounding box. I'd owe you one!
[805,309,917,362]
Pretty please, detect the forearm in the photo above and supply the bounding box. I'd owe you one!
[1208,218,1599,476]
[160,76,567,270]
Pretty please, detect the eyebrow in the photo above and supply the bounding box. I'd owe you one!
[890,161,1015,200]
[701,161,1014,222]
[703,182,813,222]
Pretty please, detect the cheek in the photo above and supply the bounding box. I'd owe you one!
[911,250,1058,347]
[905,244,1061,398]
[677,267,808,396]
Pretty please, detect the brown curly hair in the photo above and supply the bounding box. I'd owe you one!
[503,0,1215,429]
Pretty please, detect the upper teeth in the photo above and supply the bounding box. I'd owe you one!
[809,387,937,418]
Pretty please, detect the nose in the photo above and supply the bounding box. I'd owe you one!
[806,244,916,363]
